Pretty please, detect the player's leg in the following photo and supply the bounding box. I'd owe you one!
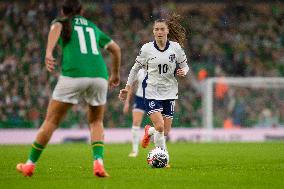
[149,112,167,149]
[161,117,173,168]
[88,105,109,177]
[163,117,173,137]
[129,110,144,157]
[17,76,83,176]
[141,99,163,148]
[17,100,72,176]
[162,99,175,139]
[162,100,175,168]
[159,117,172,153]
[36,100,73,145]
[85,77,109,177]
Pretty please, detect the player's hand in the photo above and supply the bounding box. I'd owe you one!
[123,101,130,114]
[119,88,128,102]
[108,74,120,89]
[176,68,186,77]
[45,55,56,72]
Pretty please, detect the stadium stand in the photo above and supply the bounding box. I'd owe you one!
[0,0,283,128]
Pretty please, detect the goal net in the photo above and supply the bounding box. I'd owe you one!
[202,77,284,129]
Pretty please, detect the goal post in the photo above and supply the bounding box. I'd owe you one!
[202,77,284,129]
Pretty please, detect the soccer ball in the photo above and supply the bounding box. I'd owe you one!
[147,147,169,168]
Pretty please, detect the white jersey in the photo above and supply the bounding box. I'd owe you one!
[135,69,146,97]
[127,40,189,100]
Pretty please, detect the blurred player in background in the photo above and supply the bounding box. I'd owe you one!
[16,0,121,177]
[119,14,189,159]
[123,69,147,157]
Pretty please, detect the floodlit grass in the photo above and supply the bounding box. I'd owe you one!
[0,142,284,189]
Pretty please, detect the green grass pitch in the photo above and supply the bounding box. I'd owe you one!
[0,142,284,189]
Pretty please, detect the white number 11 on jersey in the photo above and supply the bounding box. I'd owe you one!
[74,26,99,55]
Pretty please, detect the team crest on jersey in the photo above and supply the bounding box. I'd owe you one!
[169,54,176,63]
[149,101,155,108]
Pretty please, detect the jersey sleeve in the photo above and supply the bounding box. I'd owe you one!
[176,44,187,64]
[51,17,65,25]
[135,45,148,67]
[96,27,112,49]
[51,17,67,46]
[126,45,148,86]
[176,44,189,75]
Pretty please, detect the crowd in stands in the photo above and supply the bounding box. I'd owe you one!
[0,0,283,128]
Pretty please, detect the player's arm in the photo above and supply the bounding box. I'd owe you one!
[123,80,138,114]
[106,41,121,89]
[176,60,189,77]
[45,22,62,72]
[97,27,121,89]
[119,63,142,101]
[119,46,147,101]
[176,46,189,77]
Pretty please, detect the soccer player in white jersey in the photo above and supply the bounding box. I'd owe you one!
[123,69,147,157]
[119,14,189,158]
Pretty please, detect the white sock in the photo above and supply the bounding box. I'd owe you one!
[96,158,104,165]
[154,131,166,150]
[164,136,168,150]
[148,127,156,136]
[26,159,35,165]
[131,126,140,153]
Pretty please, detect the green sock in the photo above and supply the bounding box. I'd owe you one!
[92,141,104,160]
[28,142,45,163]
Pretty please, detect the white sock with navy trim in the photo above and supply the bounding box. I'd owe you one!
[131,125,140,153]
[154,131,166,150]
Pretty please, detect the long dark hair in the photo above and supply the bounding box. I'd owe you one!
[61,0,82,43]
[155,13,187,47]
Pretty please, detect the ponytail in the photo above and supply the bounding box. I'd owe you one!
[61,20,72,43]
[60,0,82,43]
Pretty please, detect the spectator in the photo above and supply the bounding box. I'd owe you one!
[0,0,283,128]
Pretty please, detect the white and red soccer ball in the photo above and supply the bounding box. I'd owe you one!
[147,147,169,168]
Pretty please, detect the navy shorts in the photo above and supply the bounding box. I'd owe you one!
[133,95,146,112]
[144,99,175,119]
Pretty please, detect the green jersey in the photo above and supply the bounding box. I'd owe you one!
[53,15,112,79]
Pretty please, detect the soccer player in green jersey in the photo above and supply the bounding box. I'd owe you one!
[16,0,121,178]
